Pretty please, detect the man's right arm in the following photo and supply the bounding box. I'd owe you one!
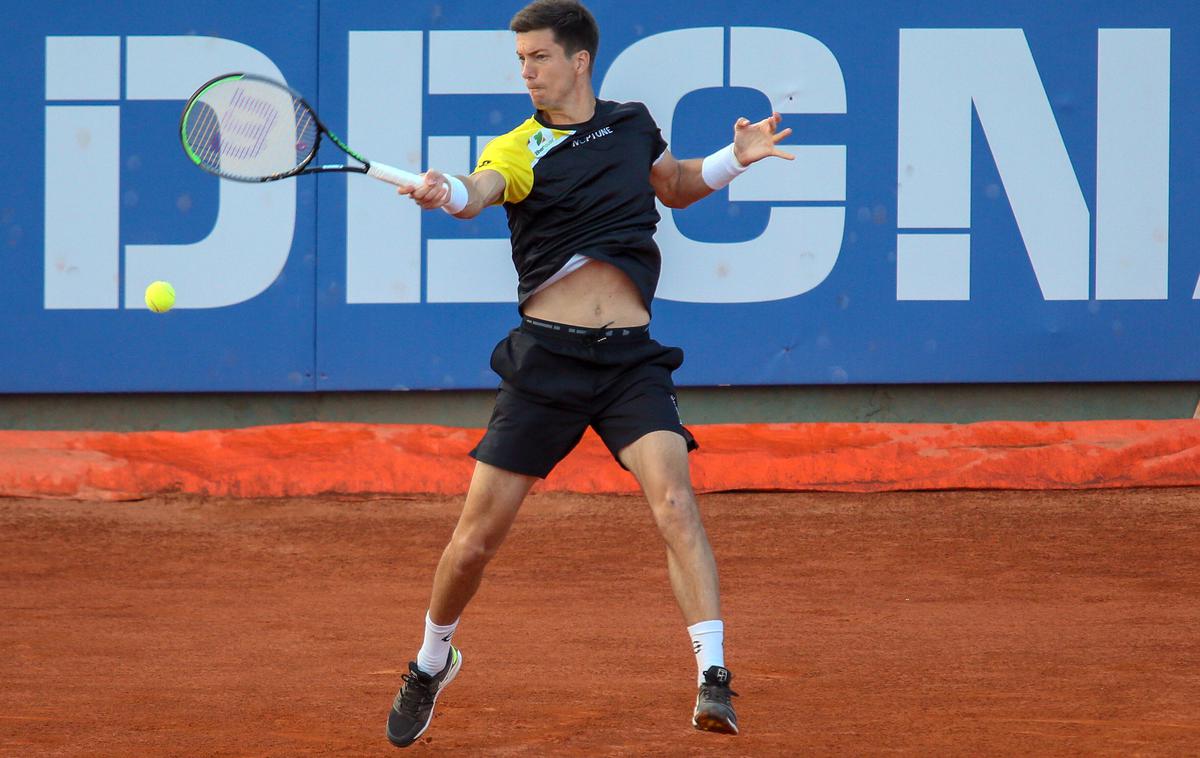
[397,168,507,219]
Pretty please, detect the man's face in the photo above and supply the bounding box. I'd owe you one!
[515,29,585,112]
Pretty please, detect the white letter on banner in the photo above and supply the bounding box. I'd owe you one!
[44,106,121,309]
[897,29,1089,301]
[123,36,294,308]
[428,30,525,95]
[46,35,120,100]
[44,36,121,309]
[601,27,847,304]
[1096,29,1170,300]
[425,31,520,303]
[347,31,424,303]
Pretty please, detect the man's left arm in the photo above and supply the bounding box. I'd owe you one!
[650,113,794,209]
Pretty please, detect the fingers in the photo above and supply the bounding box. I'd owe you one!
[730,112,795,164]
[737,112,786,134]
[397,171,450,209]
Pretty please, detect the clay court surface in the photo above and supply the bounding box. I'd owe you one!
[2,488,1199,756]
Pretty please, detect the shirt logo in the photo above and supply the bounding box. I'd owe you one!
[528,127,573,161]
[571,126,614,147]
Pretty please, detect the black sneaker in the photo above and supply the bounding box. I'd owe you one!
[692,665,739,735]
[386,647,462,748]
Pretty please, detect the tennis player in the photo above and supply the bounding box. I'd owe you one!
[386,0,793,747]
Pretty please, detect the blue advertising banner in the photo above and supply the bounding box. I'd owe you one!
[0,1,1196,391]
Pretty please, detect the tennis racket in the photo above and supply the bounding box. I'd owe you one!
[179,72,420,187]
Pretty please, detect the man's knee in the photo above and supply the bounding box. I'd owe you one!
[447,534,499,574]
[650,486,702,534]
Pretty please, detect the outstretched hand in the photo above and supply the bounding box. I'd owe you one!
[398,168,451,210]
[732,113,794,166]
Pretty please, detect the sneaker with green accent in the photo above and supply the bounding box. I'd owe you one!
[386,647,462,748]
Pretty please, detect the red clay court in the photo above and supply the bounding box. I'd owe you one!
[3,487,1199,755]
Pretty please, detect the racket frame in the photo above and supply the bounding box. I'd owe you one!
[179,72,407,184]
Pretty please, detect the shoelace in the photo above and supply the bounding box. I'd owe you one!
[397,671,434,715]
[700,682,739,706]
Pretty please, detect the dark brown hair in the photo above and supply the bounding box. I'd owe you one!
[510,0,599,72]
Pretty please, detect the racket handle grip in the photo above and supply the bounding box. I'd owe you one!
[366,162,421,187]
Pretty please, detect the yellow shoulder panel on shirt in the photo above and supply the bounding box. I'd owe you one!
[474,117,575,204]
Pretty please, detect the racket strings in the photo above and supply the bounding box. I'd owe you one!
[221,87,280,161]
[293,100,319,165]
[184,104,223,171]
[183,77,316,180]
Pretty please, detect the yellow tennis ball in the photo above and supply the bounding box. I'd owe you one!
[144,281,176,313]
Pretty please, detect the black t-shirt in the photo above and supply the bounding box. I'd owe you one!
[472,99,668,310]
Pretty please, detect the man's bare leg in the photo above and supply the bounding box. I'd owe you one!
[388,461,537,748]
[620,430,738,735]
[619,430,720,624]
[429,461,537,625]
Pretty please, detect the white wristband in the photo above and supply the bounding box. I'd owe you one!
[700,143,748,190]
[441,174,469,215]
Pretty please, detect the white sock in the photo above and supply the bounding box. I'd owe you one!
[416,611,459,676]
[688,619,725,685]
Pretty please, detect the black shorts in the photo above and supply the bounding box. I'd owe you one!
[470,317,699,478]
